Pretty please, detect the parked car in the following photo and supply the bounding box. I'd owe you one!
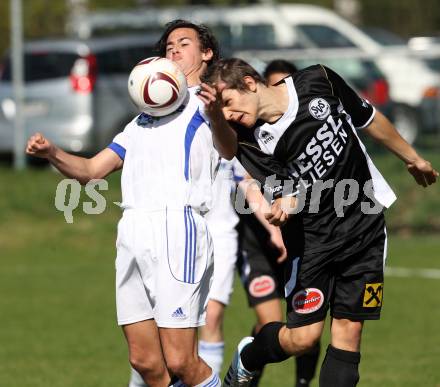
[79,4,440,143]
[406,42,440,135]
[276,5,440,143]
[235,48,394,127]
[0,34,158,155]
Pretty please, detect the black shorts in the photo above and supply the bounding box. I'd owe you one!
[236,214,285,307]
[283,214,387,328]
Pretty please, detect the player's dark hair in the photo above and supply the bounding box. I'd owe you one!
[203,58,265,91]
[263,59,298,79]
[156,19,220,66]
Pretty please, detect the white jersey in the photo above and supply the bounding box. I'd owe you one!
[109,87,220,214]
[205,159,242,235]
[204,158,246,305]
[111,88,219,328]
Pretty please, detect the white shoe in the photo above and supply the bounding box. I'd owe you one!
[223,337,256,386]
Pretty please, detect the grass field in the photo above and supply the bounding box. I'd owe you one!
[0,151,439,387]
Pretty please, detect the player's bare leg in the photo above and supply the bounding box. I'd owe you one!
[278,321,325,355]
[224,321,325,386]
[254,299,283,331]
[249,300,321,387]
[330,318,363,351]
[199,300,226,375]
[318,318,363,387]
[160,327,217,386]
[200,300,225,342]
[123,320,171,387]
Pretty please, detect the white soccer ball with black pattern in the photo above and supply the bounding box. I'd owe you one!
[128,57,188,117]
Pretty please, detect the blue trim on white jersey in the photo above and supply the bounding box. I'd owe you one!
[184,109,205,181]
[184,207,189,282]
[188,207,197,283]
[166,206,202,284]
[183,206,198,283]
[187,206,193,282]
[232,165,244,182]
[108,142,126,160]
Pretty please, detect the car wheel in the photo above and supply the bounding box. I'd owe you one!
[392,104,419,145]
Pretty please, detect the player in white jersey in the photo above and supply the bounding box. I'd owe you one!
[27,20,223,387]
[129,157,242,386]
[198,158,244,376]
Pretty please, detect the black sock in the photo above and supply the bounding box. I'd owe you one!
[319,345,360,387]
[241,321,290,372]
[295,341,321,387]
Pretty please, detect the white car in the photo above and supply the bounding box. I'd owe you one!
[276,4,440,143]
[76,4,440,143]
[0,34,158,155]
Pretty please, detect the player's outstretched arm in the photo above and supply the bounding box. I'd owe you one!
[197,82,238,160]
[26,132,123,184]
[238,176,287,263]
[364,111,439,187]
[266,196,296,227]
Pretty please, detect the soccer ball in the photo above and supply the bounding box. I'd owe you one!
[128,57,188,117]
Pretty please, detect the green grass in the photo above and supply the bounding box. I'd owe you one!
[370,147,440,233]
[0,156,439,386]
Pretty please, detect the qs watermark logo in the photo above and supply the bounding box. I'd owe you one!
[54,179,117,223]
[54,174,386,224]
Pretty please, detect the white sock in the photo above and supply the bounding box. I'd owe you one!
[129,365,187,387]
[128,367,147,387]
[194,370,221,387]
[171,381,186,387]
[198,340,225,376]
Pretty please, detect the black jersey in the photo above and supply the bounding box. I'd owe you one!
[235,65,396,253]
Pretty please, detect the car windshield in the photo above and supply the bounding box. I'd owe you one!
[1,52,77,82]
[423,57,440,72]
[362,27,407,46]
[295,24,356,48]
[294,57,382,91]
[210,24,277,49]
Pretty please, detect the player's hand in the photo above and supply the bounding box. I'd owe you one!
[197,82,224,121]
[268,227,287,263]
[407,158,439,187]
[265,196,296,226]
[26,132,54,159]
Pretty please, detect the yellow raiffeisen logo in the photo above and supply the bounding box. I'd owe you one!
[363,283,383,307]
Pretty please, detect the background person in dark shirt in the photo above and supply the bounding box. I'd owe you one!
[263,59,298,86]
[198,58,438,387]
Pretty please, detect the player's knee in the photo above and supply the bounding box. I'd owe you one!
[165,352,195,378]
[284,326,322,355]
[129,352,163,377]
[333,318,363,334]
[331,319,363,350]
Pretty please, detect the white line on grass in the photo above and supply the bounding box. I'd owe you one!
[385,266,440,280]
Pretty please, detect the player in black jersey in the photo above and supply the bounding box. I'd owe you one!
[234,60,320,387]
[198,58,438,387]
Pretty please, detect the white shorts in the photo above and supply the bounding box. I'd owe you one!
[208,230,238,305]
[205,160,240,306]
[115,207,214,328]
